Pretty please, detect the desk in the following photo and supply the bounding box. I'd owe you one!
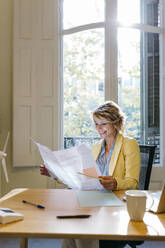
[0,189,165,248]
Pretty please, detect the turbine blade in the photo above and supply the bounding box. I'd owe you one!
[1,158,9,183]
[0,151,3,160]
[3,132,10,153]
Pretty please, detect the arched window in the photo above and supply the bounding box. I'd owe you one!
[62,0,161,166]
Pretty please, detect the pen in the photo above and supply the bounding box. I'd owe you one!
[22,200,45,209]
[77,172,98,179]
[57,214,91,218]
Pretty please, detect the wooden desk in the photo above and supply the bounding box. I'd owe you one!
[0,189,165,248]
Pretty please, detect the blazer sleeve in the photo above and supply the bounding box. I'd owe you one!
[115,138,140,190]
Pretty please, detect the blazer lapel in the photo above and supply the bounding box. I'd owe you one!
[109,133,123,175]
[91,143,102,161]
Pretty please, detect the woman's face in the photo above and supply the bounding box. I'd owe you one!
[93,116,116,139]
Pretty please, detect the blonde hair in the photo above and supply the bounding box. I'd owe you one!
[93,101,125,132]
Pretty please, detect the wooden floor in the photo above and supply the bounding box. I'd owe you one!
[0,239,165,247]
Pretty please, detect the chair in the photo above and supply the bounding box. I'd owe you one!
[99,144,156,248]
[138,145,156,190]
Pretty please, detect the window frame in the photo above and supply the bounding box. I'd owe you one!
[60,0,165,169]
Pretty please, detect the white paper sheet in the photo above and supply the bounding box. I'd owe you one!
[77,191,125,207]
[34,141,104,190]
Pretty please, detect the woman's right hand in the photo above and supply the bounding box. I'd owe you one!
[40,164,51,177]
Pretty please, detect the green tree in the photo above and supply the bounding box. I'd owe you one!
[63,29,104,137]
[64,29,141,139]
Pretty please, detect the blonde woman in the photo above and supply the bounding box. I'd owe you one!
[40,101,140,248]
[92,100,140,191]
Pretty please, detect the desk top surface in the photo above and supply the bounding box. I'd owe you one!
[0,188,165,241]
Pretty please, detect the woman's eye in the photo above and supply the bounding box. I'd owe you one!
[100,123,107,126]
[95,123,107,126]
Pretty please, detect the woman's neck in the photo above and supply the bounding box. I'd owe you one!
[105,132,117,151]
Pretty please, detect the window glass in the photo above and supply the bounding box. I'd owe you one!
[118,28,160,164]
[141,31,160,164]
[63,29,104,138]
[118,0,160,27]
[118,0,140,24]
[63,0,104,29]
[118,28,140,138]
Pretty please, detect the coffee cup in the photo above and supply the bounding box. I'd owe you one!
[125,190,147,221]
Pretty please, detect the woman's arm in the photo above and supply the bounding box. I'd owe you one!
[115,139,140,190]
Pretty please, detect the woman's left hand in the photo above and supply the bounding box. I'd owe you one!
[98,176,117,190]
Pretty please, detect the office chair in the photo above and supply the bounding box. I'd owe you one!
[138,145,156,190]
[99,144,156,248]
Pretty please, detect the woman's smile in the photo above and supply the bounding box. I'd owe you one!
[99,130,107,136]
[93,117,116,139]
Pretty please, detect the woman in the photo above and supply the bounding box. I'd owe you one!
[40,101,140,248]
[92,101,140,191]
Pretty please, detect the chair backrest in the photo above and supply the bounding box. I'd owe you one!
[138,145,156,190]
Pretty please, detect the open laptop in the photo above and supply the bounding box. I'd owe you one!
[149,184,165,214]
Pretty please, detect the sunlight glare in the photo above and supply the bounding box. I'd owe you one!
[118,0,140,24]
[63,0,104,29]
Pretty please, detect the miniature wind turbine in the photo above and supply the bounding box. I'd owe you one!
[0,132,9,183]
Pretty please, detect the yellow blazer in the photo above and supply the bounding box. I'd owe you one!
[91,133,140,190]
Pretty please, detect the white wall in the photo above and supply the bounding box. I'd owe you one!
[0,0,54,196]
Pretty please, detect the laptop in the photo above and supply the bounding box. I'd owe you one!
[149,184,165,214]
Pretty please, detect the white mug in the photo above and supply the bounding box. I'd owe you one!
[125,190,147,221]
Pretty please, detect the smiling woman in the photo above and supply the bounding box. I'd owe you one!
[92,101,140,189]
[61,100,140,248]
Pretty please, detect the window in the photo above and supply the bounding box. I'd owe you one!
[117,0,160,164]
[62,0,162,165]
[62,0,105,141]
[12,0,165,189]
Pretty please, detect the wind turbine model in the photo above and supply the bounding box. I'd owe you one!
[0,132,9,183]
